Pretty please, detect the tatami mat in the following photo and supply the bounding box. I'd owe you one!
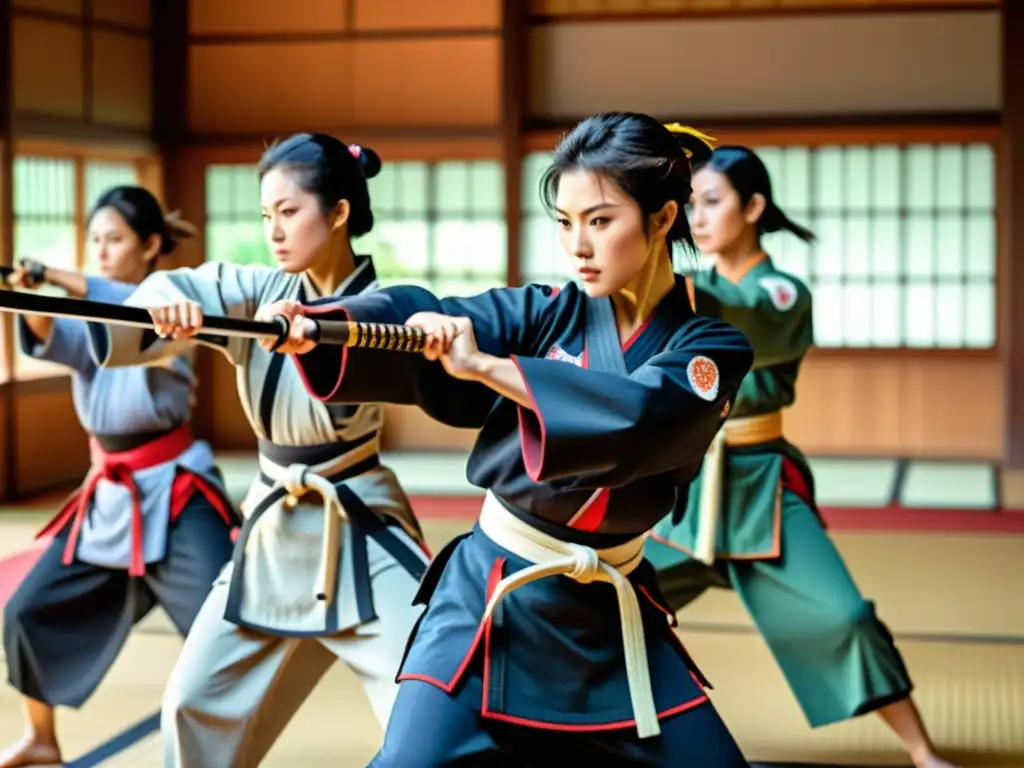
[6,623,1019,767]
[0,454,1021,766]
[687,632,1024,767]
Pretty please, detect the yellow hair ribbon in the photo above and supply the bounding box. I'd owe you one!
[662,123,716,158]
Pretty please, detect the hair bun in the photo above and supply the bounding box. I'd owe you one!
[348,144,382,180]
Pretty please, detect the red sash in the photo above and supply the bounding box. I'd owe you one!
[37,424,234,576]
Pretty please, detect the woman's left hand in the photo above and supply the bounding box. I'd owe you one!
[406,311,485,381]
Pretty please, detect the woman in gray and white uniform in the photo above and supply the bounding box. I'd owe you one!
[84,134,431,767]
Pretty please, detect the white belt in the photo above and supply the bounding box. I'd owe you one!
[258,437,380,605]
[478,492,659,739]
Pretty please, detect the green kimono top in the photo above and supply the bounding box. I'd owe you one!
[660,256,817,560]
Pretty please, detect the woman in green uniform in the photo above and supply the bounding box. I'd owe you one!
[644,138,958,768]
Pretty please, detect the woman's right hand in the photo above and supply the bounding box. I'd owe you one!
[147,301,204,340]
[254,300,318,355]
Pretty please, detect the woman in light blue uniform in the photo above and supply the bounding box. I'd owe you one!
[0,187,237,768]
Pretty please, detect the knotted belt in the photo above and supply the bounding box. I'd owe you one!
[256,436,380,603]
[477,493,658,738]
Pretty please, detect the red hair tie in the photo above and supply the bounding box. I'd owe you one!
[348,144,362,159]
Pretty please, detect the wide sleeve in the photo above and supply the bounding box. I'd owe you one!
[83,275,137,304]
[292,282,566,429]
[13,275,139,373]
[513,317,754,488]
[16,315,92,373]
[714,272,813,368]
[87,261,278,369]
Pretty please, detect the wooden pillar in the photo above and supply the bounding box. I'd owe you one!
[152,0,188,212]
[151,0,216,442]
[0,0,14,499]
[501,0,526,286]
[1001,3,1024,467]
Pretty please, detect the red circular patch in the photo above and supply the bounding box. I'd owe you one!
[689,358,717,393]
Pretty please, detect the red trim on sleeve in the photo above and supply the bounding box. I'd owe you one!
[290,303,350,403]
[511,355,547,483]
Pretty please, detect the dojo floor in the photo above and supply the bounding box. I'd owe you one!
[1,452,1023,767]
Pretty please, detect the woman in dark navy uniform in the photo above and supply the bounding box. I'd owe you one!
[259,113,756,766]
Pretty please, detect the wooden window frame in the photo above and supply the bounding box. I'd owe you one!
[524,122,1001,359]
[526,1,998,25]
[4,138,162,381]
[203,152,509,297]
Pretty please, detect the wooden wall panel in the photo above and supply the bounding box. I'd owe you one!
[189,37,501,133]
[353,0,500,30]
[12,0,81,14]
[529,11,999,119]
[91,0,150,29]
[351,38,501,126]
[1000,0,1024,466]
[189,43,353,133]
[91,30,152,128]
[0,386,10,498]
[188,0,348,35]
[12,17,84,117]
[14,382,89,494]
[182,141,503,166]
[381,406,476,452]
[788,354,1002,459]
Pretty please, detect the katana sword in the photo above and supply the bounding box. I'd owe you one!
[0,283,427,353]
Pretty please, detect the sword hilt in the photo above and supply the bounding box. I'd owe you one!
[308,319,426,353]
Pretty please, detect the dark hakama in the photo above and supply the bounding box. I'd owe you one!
[4,492,234,707]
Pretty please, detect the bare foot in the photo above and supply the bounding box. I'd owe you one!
[0,737,62,768]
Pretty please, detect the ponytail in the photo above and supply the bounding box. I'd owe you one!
[760,201,816,244]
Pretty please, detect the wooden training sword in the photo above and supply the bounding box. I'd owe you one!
[0,287,426,353]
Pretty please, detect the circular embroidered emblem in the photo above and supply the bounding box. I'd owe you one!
[687,355,719,401]
[757,275,799,312]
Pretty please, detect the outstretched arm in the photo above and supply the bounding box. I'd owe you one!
[87,262,278,368]
[16,275,140,374]
[288,282,566,429]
